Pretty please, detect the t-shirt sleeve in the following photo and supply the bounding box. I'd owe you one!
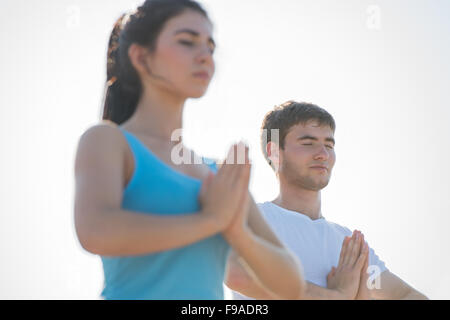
[368,245,388,274]
[231,290,255,300]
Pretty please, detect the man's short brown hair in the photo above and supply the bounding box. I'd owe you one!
[260,101,336,169]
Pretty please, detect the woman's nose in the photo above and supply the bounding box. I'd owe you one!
[196,46,214,65]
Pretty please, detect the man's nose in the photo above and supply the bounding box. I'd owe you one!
[314,145,329,160]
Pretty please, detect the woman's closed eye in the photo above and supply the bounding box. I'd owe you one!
[178,40,215,54]
[178,39,194,46]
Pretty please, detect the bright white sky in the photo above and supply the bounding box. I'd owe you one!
[1,0,450,299]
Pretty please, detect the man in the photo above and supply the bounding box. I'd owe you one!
[225,101,427,299]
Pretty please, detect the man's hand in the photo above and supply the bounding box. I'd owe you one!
[355,233,371,300]
[326,230,368,299]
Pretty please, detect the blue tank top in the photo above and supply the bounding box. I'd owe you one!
[100,128,231,300]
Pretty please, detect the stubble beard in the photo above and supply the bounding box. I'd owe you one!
[281,157,331,192]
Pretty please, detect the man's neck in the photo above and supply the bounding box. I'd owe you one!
[273,185,322,221]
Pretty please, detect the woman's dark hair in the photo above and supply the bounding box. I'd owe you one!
[102,0,209,125]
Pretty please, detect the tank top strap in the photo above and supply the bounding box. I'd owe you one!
[120,126,218,175]
[202,157,218,173]
[118,127,150,169]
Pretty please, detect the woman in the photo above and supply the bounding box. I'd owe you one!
[74,0,305,300]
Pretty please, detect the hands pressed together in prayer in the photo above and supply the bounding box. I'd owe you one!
[326,230,372,300]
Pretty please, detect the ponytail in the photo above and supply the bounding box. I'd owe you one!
[102,13,141,125]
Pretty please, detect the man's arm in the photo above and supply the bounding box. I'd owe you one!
[226,227,366,300]
[370,270,428,300]
[225,249,345,300]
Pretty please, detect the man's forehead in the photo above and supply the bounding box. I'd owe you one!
[289,120,334,136]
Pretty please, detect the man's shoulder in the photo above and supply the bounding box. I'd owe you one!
[255,201,283,219]
[256,201,271,210]
[255,202,307,224]
[324,220,353,236]
[255,201,283,217]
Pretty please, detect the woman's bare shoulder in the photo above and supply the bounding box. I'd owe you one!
[75,120,129,169]
[78,120,126,149]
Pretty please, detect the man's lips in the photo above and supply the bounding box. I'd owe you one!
[310,165,328,171]
[192,71,210,80]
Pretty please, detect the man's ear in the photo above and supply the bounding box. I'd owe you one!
[267,141,281,172]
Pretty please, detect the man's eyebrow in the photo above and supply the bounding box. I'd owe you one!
[174,28,215,46]
[298,135,335,145]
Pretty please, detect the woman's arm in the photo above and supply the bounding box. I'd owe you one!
[74,124,245,256]
[225,249,279,299]
[217,147,305,299]
[223,181,306,299]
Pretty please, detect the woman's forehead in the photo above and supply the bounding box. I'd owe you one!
[162,10,213,37]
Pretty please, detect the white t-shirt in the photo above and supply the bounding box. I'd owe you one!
[232,201,388,300]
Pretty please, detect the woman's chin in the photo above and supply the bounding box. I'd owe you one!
[188,88,209,99]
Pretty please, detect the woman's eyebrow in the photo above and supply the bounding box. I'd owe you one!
[174,28,215,47]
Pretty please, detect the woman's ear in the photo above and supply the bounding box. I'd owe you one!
[128,43,152,78]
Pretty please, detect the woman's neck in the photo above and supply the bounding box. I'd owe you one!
[125,85,185,141]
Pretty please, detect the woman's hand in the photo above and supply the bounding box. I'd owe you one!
[198,143,251,234]
[222,144,251,242]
